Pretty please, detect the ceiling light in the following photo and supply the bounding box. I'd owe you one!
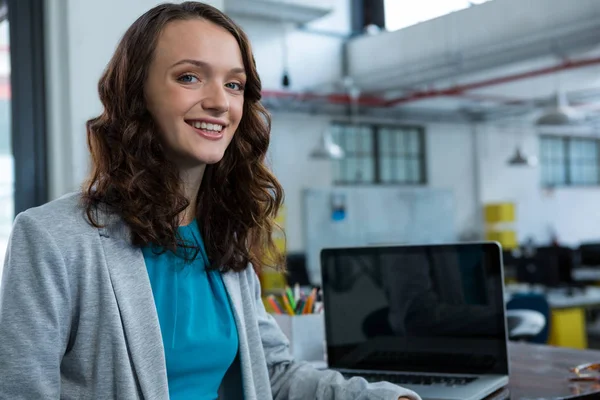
[507,146,538,167]
[310,130,345,160]
[535,91,584,126]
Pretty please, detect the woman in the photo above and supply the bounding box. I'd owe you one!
[0,2,420,399]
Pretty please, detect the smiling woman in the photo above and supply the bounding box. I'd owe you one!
[0,2,422,400]
[84,4,275,272]
[144,20,246,169]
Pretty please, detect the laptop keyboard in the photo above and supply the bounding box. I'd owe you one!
[342,372,477,387]
[361,351,496,370]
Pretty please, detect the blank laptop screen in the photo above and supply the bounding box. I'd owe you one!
[320,243,509,376]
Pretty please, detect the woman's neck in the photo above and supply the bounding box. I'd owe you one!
[178,163,206,226]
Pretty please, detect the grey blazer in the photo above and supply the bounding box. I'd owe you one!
[0,193,421,400]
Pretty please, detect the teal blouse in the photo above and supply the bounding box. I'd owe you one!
[142,220,239,400]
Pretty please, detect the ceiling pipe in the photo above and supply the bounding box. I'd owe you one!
[262,56,600,108]
[260,90,387,107]
[385,56,600,107]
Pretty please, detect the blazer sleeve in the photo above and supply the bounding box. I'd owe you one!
[249,269,422,400]
[0,212,72,399]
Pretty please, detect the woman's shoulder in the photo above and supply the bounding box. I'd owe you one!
[16,191,97,238]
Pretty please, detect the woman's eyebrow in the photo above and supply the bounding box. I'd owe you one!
[170,58,246,75]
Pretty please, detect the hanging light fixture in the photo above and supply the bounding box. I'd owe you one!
[309,78,362,161]
[310,131,345,160]
[505,123,538,168]
[536,91,584,127]
[507,146,538,167]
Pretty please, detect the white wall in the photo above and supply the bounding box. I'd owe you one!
[268,116,480,251]
[44,0,224,199]
[268,113,334,252]
[478,124,600,246]
[234,0,349,91]
[426,123,479,239]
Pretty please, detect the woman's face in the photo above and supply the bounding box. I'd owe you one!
[145,19,246,168]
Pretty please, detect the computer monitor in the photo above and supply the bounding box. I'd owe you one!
[515,246,576,288]
[579,243,600,266]
[285,252,310,286]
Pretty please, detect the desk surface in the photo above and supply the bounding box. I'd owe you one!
[572,267,600,282]
[494,342,600,399]
[505,285,600,309]
[546,287,600,309]
[310,341,600,399]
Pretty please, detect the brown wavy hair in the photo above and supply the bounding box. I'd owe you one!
[82,1,285,273]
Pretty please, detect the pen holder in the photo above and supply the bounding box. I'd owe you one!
[272,313,325,362]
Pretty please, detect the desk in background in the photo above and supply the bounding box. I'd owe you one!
[572,267,600,283]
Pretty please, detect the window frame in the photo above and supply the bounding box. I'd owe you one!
[8,0,48,214]
[351,0,385,34]
[540,135,600,188]
[331,122,427,186]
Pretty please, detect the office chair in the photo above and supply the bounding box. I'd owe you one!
[506,309,546,341]
[506,293,551,344]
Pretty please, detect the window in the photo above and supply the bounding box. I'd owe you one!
[331,123,426,185]
[0,8,11,271]
[540,136,600,187]
[0,0,47,275]
[384,0,492,31]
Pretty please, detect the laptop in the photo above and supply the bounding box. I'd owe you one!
[320,242,509,400]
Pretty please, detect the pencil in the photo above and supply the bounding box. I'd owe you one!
[294,283,300,303]
[303,288,317,314]
[285,286,297,311]
[281,294,295,315]
[267,295,283,314]
[294,298,305,315]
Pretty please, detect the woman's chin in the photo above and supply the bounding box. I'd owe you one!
[197,152,226,165]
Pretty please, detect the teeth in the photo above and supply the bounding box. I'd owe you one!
[190,121,222,132]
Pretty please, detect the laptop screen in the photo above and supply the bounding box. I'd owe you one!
[320,243,508,376]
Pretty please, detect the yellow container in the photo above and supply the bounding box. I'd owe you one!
[548,308,588,349]
[260,205,287,292]
[260,270,287,293]
[485,230,518,250]
[484,203,516,224]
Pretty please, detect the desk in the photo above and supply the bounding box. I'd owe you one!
[572,267,600,283]
[546,287,600,309]
[505,286,600,309]
[486,342,600,399]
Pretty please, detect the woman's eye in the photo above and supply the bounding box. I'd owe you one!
[177,74,199,84]
[226,82,245,91]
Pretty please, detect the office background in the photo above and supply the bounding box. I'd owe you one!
[3,0,600,346]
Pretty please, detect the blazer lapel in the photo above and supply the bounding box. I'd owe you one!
[222,272,258,400]
[98,218,169,399]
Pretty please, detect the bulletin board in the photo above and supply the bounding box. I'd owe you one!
[303,187,457,285]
